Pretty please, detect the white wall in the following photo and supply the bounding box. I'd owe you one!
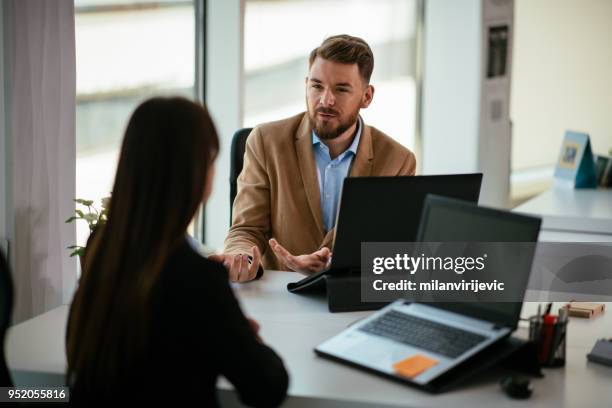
[511,0,612,171]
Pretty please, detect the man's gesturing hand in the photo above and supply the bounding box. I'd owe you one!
[209,245,262,282]
[268,238,331,274]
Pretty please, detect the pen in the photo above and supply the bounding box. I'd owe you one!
[540,314,556,364]
[549,316,563,365]
[559,307,568,323]
[531,304,542,345]
[544,302,552,316]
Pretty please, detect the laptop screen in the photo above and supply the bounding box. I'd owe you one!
[416,195,541,329]
[332,174,483,271]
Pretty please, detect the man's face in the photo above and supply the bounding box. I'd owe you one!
[306,57,373,140]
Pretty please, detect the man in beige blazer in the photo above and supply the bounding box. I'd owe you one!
[212,35,416,281]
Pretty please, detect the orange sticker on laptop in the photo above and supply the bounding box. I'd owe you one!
[393,354,438,378]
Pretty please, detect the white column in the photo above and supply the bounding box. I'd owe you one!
[205,0,244,250]
[421,0,513,208]
[478,0,513,207]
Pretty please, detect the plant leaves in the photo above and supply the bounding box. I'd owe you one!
[83,213,98,223]
[65,216,78,223]
[69,248,84,257]
[74,199,94,206]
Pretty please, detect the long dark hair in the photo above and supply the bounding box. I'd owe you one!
[66,97,219,391]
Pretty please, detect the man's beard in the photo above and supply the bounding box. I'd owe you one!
[308,107,359,140]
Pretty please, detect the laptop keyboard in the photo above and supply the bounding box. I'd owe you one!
[359,310,487,359]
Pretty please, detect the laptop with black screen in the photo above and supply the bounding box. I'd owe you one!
[287,174,483,293]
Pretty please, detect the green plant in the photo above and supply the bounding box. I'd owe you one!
[65,196,111,257]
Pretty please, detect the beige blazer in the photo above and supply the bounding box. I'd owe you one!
[223,112,416,271]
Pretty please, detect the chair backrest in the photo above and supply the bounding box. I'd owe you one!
[0,249,14,386]
[229,128,253,223]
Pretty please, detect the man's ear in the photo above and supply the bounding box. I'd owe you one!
[361,84,374,109]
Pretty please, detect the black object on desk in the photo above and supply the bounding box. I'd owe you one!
[528,306,568,367]
[326,272,386,312]
[500,375,533,399]
[288,271,386,313]
[587,339,612,367]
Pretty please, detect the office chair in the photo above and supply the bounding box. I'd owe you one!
[229,127,253,223]
[0,248,14,386]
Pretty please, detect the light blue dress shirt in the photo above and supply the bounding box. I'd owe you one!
[312,118,362,232]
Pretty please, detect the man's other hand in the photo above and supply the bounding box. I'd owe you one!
[268,238,331,274]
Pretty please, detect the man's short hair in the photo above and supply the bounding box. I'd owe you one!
[308,34,374,84]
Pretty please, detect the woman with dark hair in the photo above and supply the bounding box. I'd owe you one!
[66,97,288,406]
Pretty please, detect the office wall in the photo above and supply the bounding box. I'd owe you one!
[511,0,612,171]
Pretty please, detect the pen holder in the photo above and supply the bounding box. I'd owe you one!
[528,315,567,367]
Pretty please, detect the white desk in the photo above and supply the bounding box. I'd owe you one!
[514,188,612,240]
[6,271,612,407]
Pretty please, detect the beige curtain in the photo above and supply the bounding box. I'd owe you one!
[4,0,76,323]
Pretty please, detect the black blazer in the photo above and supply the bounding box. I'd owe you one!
[69,239,288,407]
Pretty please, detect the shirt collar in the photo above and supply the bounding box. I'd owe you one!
[312,116,362,156]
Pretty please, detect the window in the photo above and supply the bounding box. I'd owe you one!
[75,0,196,247]
[243,0,419,149]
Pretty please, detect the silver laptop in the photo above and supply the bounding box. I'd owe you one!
[315,195,541,386]
[316,300,515,385]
